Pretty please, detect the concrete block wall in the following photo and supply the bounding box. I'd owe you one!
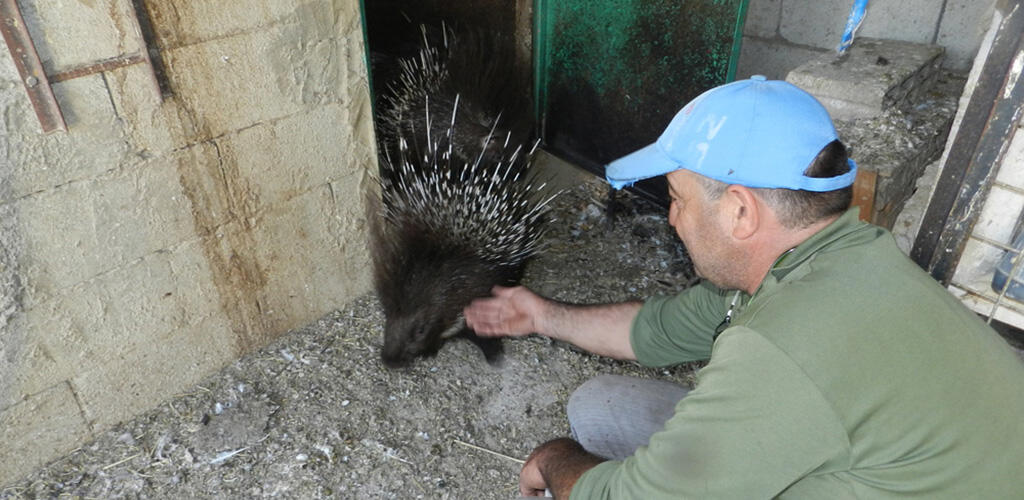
[737,0,997,79]
[0,0,376,486]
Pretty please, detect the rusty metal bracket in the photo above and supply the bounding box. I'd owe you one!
[0,0,169,134]
[50,53,148,83]
[0,0,67,133]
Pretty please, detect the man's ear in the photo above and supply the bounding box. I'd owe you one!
[724,185,760,240]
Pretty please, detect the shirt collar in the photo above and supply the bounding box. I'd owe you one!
[769,207,873,282]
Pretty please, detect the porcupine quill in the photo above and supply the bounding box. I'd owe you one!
[368,22,556,367]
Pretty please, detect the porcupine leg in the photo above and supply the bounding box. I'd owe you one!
[463,331,504,365]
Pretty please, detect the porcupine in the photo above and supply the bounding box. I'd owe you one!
[368,22,551,368]
[372,20,532,171]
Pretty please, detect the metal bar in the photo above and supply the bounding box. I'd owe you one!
[49,53,146,83]
[987,241,1024,322]
[128,0,171,98]
[994,180,1024,197]
[726,0,750,82]
[911,0,1024,273]
[971,233,1021,253]
[0,0,67,133]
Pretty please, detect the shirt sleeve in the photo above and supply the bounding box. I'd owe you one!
[630,281,732,367]
[571,327,849,500]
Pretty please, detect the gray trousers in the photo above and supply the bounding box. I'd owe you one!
[514,375,689,498]
[567,374,690,460]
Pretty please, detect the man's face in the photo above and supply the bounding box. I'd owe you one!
[666,169,743,290]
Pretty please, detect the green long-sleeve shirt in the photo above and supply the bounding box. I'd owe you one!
[572,208,1024,499]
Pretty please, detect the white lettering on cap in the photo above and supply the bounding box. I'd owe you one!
[701,114,727,140]
[693,114,726,169]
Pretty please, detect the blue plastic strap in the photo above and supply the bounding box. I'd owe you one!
[836,0,869,55]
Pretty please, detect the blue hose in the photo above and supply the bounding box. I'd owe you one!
[836,0,869,55]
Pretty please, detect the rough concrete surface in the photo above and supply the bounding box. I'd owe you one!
[0,175,702,499]
[786,38,945,121]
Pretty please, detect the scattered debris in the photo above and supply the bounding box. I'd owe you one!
[0,177,702,499]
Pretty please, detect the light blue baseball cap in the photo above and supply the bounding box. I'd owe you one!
[605,75,857,191]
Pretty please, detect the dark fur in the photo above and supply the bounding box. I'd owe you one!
[370,217,521,367]
[366,15,543,368]
[371,20,532,172]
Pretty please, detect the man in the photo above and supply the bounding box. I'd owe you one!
[463,76,1024,499]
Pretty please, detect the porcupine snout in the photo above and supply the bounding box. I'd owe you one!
[380,308,447,368]
[377,252,511,368]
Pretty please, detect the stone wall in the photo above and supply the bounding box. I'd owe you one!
[0,0,376,485]
[738,0,997,79]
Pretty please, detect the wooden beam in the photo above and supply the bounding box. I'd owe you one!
[851,168,877,223]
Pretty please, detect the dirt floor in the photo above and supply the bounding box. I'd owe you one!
[1,173,702,499]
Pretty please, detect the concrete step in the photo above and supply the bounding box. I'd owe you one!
[786,38,945,121]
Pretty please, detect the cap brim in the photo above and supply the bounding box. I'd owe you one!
[605,142,680,189]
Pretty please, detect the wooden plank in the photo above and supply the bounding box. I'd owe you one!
[910,0,1024,273]
[851,168,877,223]
[925,25,1024,285]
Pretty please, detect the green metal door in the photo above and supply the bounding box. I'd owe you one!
[535,0,748,202]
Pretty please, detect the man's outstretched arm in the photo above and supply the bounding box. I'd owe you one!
[464,285,641,360]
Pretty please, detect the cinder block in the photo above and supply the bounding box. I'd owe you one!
[780,0,941,50]
[272,10,353,107]
[952,237,1005,290]
[0,325,70,412]
[737,37,827,81]
[72,313,237,431]
[936,0,998,71]
[217,105,352,212]
[51,73,119,128]
[779,0,852,49]
[996,123,1024,190]
[106,64,181,155]
[343,49,376,154]
[743,0,782,39]
[101,239,226,351]
[857,0,943,45]
[973,185,1024,244]
[249,185,373,336]
[786,38,945,121]
[173,142,236,234]
[18,0,143,71]
[16,158,197,307]
[1,74,128,203]
[22,237,225,388]
[0,383,92,487]
[0,45,18,82]
[146,0,329,49]
[163,29,306,141]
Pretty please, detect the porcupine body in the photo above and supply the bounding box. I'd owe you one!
[371,19,532,172]
[368,22,550,368]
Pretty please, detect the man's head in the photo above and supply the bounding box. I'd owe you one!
[606,76,856,290]
[605,75,856,196]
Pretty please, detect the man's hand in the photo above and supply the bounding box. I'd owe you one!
[520,438,605,498]
[518,450,549,496]
[464,285,545,337]
[464,286,641,360]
